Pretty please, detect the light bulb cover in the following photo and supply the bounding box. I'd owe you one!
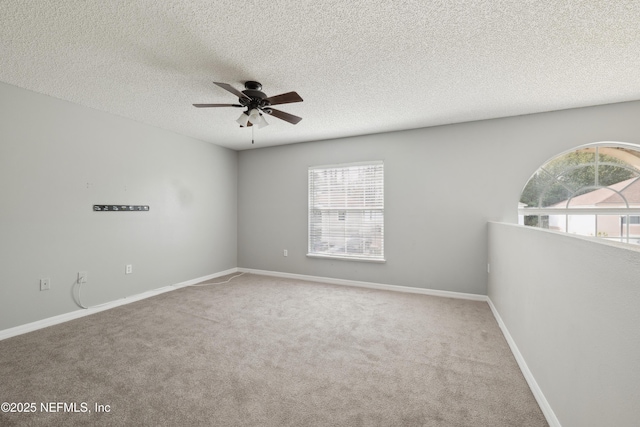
[248,109,268,128]
[248,109,260,122]
[236,112,250,127]
[255,113,269,128]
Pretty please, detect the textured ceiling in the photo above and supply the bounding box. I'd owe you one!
[2,1,640,150]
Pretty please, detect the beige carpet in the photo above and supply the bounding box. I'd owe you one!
[0,273,548,426]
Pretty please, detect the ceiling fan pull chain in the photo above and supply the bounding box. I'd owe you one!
[252,124,255,144]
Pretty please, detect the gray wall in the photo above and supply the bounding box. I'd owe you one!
[238,101,640,294]
[3,77,640,332]
[0,82,238,330]
[488,222,640,427]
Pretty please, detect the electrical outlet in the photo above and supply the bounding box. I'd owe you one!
[283,249,288,257]
[40,278,51,291]
[125,264,133,274]
[78,271,88,284]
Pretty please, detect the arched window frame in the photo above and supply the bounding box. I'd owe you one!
[519,142,640,245]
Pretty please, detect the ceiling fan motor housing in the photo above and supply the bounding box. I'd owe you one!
[240,81,270,109]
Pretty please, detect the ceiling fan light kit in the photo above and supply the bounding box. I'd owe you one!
[248,108,268,128]
[194,81,303,142]
[236,112,250,127]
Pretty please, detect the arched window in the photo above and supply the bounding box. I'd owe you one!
[519,143,640,245]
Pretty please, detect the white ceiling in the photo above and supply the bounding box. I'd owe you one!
[2,1,640,151]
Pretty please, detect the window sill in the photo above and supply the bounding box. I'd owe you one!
[306,253,386,263]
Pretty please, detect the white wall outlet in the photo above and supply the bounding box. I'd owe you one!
[283,249,288,257]
[487,263,491,273]
[40,278,51,291]
[78,271,88,284]
[125,264,133,274]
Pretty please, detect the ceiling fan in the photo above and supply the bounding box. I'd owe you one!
[193,81,303,128]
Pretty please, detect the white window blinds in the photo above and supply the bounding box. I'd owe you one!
[308,161,384,261]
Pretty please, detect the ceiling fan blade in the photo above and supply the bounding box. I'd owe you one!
[264,91,303,106]
[266,108,302,125]
[193,103,242,108]
[213,82,251,100]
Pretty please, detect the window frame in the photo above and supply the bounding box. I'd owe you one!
[307,161,385,263]
[518,142,640,245]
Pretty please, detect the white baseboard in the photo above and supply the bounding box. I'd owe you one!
[0,267,238,341]
[238,268,488,301]
[487,298,561,427]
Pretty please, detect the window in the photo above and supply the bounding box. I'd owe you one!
[621,216,640,225]
[308,161,384,261]
[519,143,640,245]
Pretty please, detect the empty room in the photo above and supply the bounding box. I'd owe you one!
[1,2,639,426]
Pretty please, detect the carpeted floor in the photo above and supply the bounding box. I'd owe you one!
[0,273,548,426]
